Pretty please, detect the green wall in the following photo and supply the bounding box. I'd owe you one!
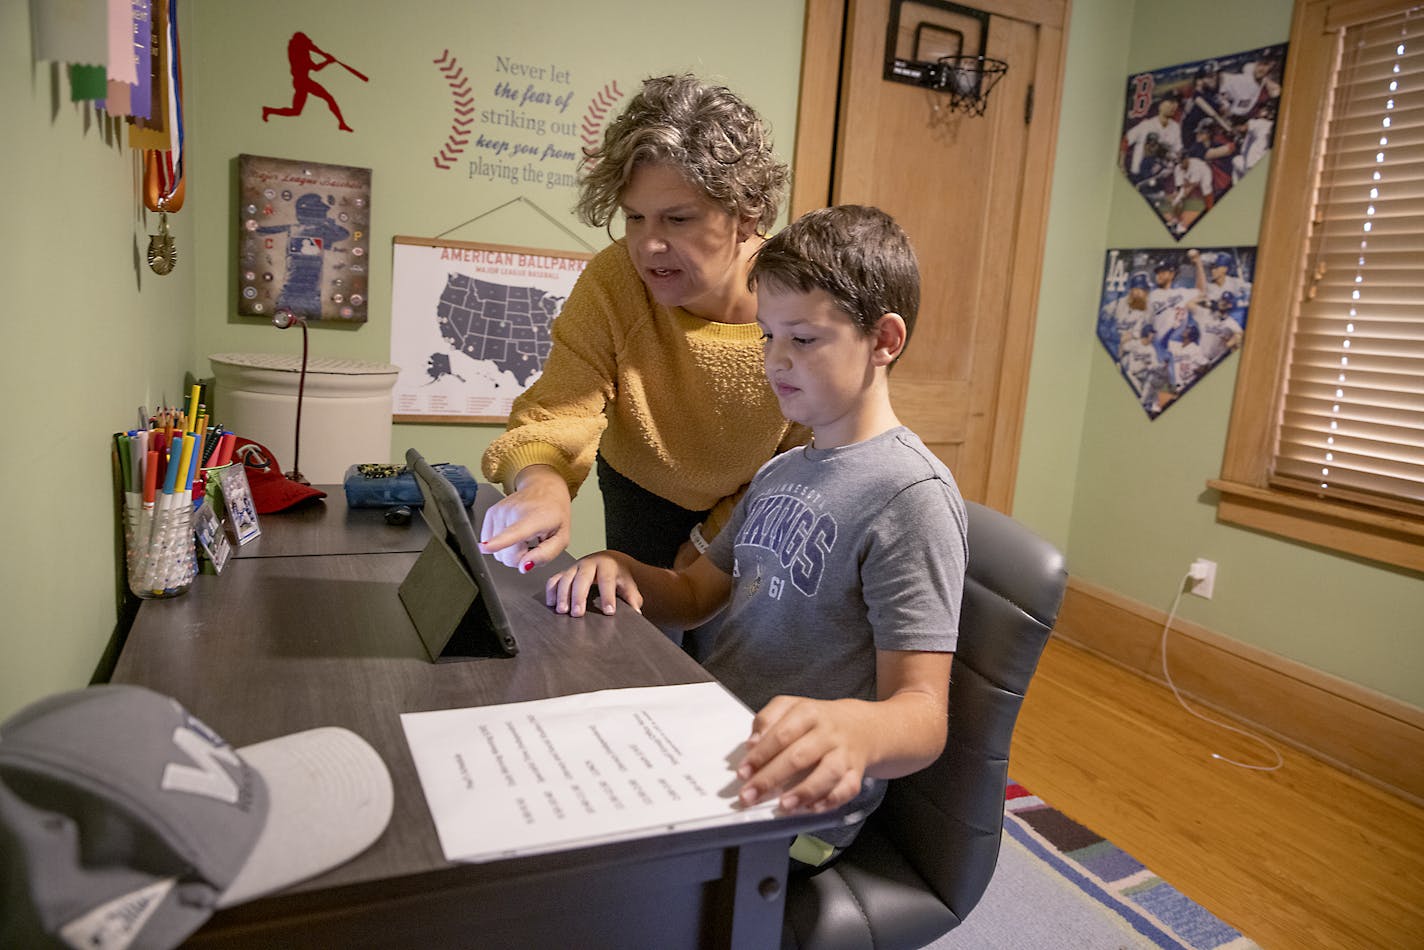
[3,0,1420,722]
[1013,0,1135,544]
[1016,0,1424,706]
[2,3,195,718]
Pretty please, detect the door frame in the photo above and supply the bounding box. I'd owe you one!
[790,0,1070,513]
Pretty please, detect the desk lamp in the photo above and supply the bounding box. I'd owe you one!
[271,308,310,485]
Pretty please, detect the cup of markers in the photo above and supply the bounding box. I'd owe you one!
[117,395,236,599]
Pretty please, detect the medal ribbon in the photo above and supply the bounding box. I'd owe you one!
[143,0,184,213]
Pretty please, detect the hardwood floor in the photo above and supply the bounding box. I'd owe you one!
[1010,637,1424,950]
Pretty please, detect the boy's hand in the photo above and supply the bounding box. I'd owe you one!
[735,696,874,815]
[545,551,644,617]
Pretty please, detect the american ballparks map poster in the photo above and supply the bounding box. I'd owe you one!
[390,237,591,422]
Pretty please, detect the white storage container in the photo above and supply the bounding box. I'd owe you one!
[209,352,400,485]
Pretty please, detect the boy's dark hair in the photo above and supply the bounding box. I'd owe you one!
[749,205,920,344]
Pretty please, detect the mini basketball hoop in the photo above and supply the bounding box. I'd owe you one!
[933,55,1008,116]
[881,0,1009,119]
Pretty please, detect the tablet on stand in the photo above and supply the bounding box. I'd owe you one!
[399,447,519,661]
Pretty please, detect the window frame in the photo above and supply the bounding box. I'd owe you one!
[1212,0,1424,573]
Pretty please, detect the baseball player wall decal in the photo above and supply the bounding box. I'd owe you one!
[263,32,369,132]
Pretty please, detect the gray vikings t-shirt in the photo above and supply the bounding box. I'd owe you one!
[703,427,965,847]
[704,426,965,711]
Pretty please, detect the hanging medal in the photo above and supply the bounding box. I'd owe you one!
[144,149,183,275]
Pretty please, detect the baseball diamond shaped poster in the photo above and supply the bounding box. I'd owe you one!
[1097,246,1253,419]
[1118,44,1286,240]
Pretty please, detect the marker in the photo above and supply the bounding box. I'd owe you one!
[134,429,149,492]
[162,436,183,496]
[145,454,181,593]
[184,432,203,492]
[116,433,133,496]
[174,433,197,507]
[132,449,161,588]
[212,432,236,468]
[151,433,195,594]
[128,432,145,495]
[187,384,202,431]
[143,450,159,507]
[152,430,169,489]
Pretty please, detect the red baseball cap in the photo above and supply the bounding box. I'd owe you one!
[230,437,327,513]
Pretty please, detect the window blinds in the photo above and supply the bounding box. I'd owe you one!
[1273,7,1424,515]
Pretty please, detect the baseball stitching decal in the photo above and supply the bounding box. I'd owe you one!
[580,81,624,155]
[433,49,474,170]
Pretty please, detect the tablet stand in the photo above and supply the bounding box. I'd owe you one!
[398,450,519,662]
[399,534,508,661]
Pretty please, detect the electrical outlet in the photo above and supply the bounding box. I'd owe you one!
[1189,558,1217,599]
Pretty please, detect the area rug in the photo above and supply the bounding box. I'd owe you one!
[928,781,1258,949]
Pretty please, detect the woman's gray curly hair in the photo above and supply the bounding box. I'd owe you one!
[575,74,789,234]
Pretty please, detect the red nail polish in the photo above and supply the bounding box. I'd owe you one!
[522,561,535,572]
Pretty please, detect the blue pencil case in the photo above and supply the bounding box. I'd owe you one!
[342,462,479,508]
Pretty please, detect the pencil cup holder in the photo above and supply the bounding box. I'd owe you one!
[125,498,197,599]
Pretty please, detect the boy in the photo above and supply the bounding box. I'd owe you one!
[546,205,965,869]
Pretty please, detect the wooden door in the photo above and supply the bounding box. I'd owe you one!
[793,0,1066,510]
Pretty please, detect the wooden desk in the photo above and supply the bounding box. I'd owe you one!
[113,494,833,948]
[232,488,428,558]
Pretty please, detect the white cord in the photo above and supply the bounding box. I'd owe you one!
[1161,571,1284,772]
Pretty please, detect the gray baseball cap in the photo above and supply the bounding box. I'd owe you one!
[0,685,394,949]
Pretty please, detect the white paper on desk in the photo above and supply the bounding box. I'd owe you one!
[400,682,780,863]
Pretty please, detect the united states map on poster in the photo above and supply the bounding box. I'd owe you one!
[435,273,561,386]
[390,239,590,421]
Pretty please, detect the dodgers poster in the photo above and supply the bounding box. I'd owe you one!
[1097,246,1254,419]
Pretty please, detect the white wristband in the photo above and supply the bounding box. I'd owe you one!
[689,524,710,554]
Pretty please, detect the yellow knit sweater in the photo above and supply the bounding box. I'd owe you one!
[481,240,807,539]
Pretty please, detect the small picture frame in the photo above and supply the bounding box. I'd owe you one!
[216,464,262,545]
[193,494,233,573]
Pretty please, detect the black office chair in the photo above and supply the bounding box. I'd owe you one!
[781,501,1068,950]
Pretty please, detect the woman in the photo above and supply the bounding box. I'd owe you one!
[479,74,806,574]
